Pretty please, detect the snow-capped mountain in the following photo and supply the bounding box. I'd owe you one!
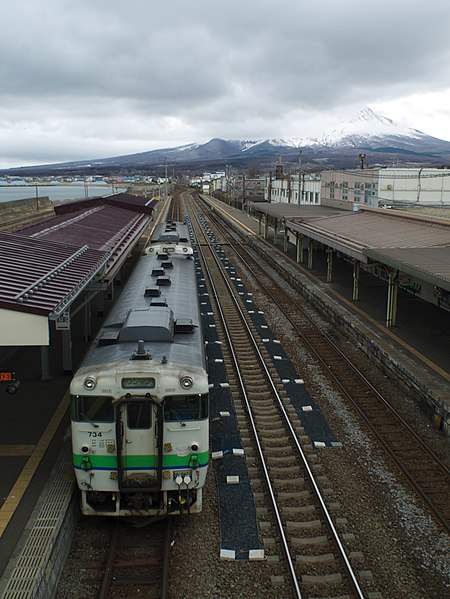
[5,108,450,174]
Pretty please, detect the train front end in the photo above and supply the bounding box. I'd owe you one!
[71,358,209,516]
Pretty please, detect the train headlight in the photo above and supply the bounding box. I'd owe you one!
[190,442,199,452]
[81,444,91,454]
[84,376,97,390]
[180,375,193,390]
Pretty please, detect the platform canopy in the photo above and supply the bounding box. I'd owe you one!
[0,194,155,346]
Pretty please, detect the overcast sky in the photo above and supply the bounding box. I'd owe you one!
[1,0,450,169]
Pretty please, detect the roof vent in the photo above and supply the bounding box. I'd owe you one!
[157,252,169,260]
[161,260,173,269]
[156,276,171,286]
[131,339,151,360]
[145,287,161,297]
[175,318,195,334]
[98,331,120,346]
[152,268,165,277]
[150,298,168,307]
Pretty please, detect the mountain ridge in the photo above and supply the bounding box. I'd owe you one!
[3,108,450,174]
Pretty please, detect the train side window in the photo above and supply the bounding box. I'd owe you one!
[164,394,209,421]
[127,401,152,429]
[71,395,114,422]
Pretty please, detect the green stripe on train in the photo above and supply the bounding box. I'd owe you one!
[73,451,209,469]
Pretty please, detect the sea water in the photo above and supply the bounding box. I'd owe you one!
[0,183,121,203]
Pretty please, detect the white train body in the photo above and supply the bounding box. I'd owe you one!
[70,221,209,516]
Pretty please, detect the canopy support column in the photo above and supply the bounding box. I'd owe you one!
[326,248,333,283]
[386,269,399,328]
[83,300,92,342]
[96,291,105,317]
[353,261,360,301]
[40,346,50,381]
[62,329,73,375]
[295,232,302,263]
[307,239,313,270]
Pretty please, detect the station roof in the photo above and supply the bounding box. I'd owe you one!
[250,202,450,291]
[0,232,107,317]
[250,203,342,221]
[0,193,155,320]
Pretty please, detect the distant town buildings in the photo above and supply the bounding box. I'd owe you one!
[189,164,450,212]
[2,163,450,211]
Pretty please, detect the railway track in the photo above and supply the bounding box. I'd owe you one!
[97,518,171,599]
[202,198,450,535]
[190,207,368,598]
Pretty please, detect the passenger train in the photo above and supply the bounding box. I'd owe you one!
[70,220,209,516]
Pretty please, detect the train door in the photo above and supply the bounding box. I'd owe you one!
[116,397,163,491]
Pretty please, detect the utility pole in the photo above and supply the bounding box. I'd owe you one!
[164,159,168,200]
[298,150,303,204]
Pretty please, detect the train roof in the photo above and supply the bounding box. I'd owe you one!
[150,221,191,245]
[78,229,205,372]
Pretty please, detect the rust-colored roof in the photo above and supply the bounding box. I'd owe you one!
[0,232,108,316]
[17,202,152,281]
[52,193,157,216]
[1,194,153,317]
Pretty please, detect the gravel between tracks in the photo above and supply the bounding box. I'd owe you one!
[57,223,450,599]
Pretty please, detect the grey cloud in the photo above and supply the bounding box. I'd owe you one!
[1,0,450,167]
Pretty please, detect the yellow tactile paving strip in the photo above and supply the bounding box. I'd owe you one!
[0,391,69,538]
[0,445,35,456]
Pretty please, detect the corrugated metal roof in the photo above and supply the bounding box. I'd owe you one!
[51,193,157,216]
[294,209,450,250]
[17,203,151,282]
[0,232,108,316]
[0,194,153,318]
[250,202,343,220]
[252,203,450,289]
[365,247,450,290]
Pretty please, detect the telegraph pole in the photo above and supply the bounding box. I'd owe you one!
[298,150,303,204]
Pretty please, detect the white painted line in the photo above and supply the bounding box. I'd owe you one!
[226,475,240,484]
[249,549,265,560]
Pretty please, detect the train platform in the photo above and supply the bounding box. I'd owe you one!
[0,284,120,597]
[203,195,450,431]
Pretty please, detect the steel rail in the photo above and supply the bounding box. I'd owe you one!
[207,205,450,534]
[191,208,365,599]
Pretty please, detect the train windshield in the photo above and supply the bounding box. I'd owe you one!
[127,401,152,429]
[163,394,208,421]
[71,395,114,423]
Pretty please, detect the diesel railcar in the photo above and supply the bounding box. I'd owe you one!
[70,220,209,516]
